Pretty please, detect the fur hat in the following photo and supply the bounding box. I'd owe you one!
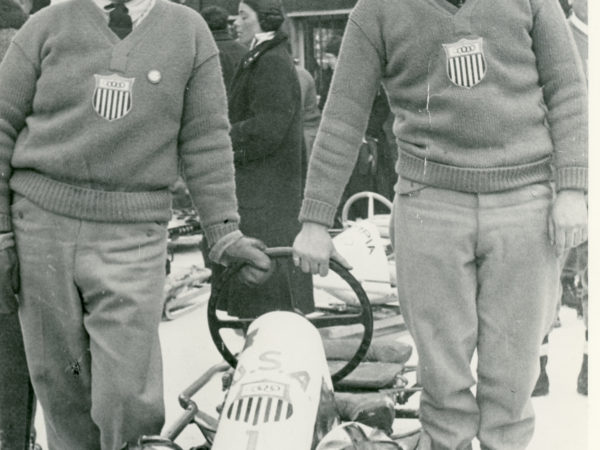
[201,5,230,31]
[0,0,28,30]
[241,0,285,32]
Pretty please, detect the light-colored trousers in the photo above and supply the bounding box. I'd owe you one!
[391,179,560,450]
[12,196,167,450]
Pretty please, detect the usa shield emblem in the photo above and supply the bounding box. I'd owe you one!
[92,74,134,121]
[443,38,487,88]
[227,381,294,425]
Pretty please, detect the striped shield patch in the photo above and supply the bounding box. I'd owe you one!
[93,74,134,121]
[227,381,294,425]
[443,38,487,88]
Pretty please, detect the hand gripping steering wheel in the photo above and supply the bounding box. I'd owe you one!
[207,247,373,384]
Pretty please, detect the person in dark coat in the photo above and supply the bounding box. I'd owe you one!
[0,4,36,448]
[337,86,397,225]
[221,0,313,318]
[200,5,247,96]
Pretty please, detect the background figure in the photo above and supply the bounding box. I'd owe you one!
[221,0,314,318]
[533,0,588,398]
[337,86,397,225]
[294,59,321,169]
[316,35,341,111]
[200,5,247,95]
[0,3,36,450]
[569,0,588,397]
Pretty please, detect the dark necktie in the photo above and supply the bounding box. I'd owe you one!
[447,0,465,7]
[105,3,132,39]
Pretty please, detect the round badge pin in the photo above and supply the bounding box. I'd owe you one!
[147,70,162,84]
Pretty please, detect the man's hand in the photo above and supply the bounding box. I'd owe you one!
[549,190,588,257]
[0,247,19,314]
[292,222,351,277]
[221,236,273,286]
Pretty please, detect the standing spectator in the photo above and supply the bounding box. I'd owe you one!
[337,85,397,224]
[0,0,271,449]
[293,1,587,449]
[569,0,587,397]
[201,5,247,95]
[294,59,321,162]
[222,0,313,318]
[532,0,588,398]
[316,35,341,111]
[0,3,36,449]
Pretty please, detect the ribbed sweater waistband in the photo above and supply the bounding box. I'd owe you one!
[10,170,172,223]
[398,150,553,193]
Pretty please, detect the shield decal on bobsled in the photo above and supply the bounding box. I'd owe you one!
[442,38,487,88]
[93,74,134,121]
[227,380,294,424]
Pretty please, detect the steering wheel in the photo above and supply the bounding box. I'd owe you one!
[207,247,373,384]
[341,191,393,225]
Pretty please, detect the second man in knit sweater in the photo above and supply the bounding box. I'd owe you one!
[293,0,587,449]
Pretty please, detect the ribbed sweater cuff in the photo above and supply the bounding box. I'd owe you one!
[0,213,10,232]
[556,167,588,192]
[299,198,337,227]
[203,221,240,248]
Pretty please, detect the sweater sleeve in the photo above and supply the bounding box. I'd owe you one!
[531,0,587,191]
[0,41,37,232]
[299,0,384,226]
[230,52,299,165]
[179,52,240,246]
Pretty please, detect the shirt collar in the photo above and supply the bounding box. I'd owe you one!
[94,0,155,25]
[250,31,276,49]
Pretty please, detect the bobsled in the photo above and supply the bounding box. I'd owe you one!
[135,248,420,450]
[314,191,396,309]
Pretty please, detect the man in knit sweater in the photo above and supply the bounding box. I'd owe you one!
[0,0,271,449]
[292,0,587,449]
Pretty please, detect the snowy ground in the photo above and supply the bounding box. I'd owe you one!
[33,243,592,449]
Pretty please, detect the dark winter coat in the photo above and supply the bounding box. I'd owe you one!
[0,0,27,60]
[221,31,313,318]
[212,29,247,96]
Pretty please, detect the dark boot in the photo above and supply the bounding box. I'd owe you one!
[532,354,549,397]
[577,354,588,396]
[577,331,588,396]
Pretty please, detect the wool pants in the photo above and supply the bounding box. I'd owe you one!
[391,180,559,450]
[12,196,167,450]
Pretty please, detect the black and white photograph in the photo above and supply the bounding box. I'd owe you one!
[0,0,593,449]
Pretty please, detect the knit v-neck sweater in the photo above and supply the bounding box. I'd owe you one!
[0,0,239,245]
[299,0,587,227]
